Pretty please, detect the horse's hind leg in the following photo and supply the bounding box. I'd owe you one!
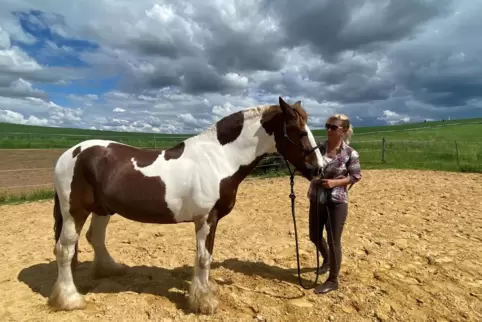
[85,213,127,278]
[49,194,89,311]
[188,214,219,315]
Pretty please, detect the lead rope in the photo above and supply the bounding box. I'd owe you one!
[283,158,322,289]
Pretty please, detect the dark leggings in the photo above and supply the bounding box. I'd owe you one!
[309,197,348,282]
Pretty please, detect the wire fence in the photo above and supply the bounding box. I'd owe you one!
[0,137,481,196]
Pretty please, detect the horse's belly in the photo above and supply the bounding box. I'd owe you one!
[100,184,182,224]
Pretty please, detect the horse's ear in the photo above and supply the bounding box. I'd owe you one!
[279,96,294,118]
[293,101,302,109]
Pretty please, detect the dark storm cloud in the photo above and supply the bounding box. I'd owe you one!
[263,0,450,60]
[255,0,482,120]
[108,2,285,95]
[178,60,234,94]
[113,56,246,95]
[205,32,284,73]
[128,36,196,60]
[390,51,482,108]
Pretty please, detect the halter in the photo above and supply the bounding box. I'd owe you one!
[281,118,324,158]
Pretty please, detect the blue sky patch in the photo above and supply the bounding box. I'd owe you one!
[9,10,112,106]
[12,10,99,68]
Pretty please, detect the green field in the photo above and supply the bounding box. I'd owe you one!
[1,117,481,174]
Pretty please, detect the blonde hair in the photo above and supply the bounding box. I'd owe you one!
[327,113,353,144]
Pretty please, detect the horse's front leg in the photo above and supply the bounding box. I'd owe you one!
[188,213,219,315]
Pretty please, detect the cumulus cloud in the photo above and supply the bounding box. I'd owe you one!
[377,110,410,125]
[0,109,49,126]
[0,0,480,134]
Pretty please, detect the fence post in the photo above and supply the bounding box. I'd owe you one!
[454,140,460,171]
[154,133,157,149]
[381,137,386,162]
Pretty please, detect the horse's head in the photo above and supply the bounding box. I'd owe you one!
[266,96,323,181]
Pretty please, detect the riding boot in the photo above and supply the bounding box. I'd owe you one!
[314,278,338,294]
[314,266,339,294]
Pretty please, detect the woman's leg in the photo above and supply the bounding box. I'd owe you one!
[308,198,330,273]
[314,202,348,294]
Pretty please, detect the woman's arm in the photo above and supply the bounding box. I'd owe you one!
[330,176,351,187]
[310,149,362,190]
[322,150,362,188]
[346,149,362,184]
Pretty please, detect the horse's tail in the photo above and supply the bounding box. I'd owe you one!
[53,190,63,248]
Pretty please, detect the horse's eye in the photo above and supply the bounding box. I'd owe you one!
[300,131,308,137]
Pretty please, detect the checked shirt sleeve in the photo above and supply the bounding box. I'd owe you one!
[347,149,362,184]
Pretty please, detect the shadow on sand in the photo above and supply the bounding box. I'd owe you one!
[17,258,321,312]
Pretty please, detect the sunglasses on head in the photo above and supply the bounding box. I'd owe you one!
[325,123,342,131]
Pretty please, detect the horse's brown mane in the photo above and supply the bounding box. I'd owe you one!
[291,101,308,128]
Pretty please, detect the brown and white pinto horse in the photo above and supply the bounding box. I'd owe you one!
[49,96,324,314]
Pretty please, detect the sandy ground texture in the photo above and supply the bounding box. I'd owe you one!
[0,169,481,322]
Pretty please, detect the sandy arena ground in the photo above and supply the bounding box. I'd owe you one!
[0,170,481,322]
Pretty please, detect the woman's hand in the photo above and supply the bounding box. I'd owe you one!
[319,177,351,188]
[320,179,337,189]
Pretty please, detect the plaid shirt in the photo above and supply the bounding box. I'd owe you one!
[308,140,362,204]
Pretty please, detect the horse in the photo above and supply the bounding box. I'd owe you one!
[49,96,324,315]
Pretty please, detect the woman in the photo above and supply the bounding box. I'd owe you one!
[307,113,362,294]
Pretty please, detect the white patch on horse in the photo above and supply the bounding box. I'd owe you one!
[130,106,276,223]
[304,123,324,169]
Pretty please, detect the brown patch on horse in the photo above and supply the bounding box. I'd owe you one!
[164,142,185,161]
[69,143,177,225]
[259,105,281,136]
[204,154,265,253]
[106,143,159,168]
[72,146,82,158]
[216,110,244,145]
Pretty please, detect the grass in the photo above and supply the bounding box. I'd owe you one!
[1,117,481,149]
[0,188,54,206]
[0,117,481,205]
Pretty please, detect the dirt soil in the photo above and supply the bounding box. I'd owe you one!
[0,170,481,322]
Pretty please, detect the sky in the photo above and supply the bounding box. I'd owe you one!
[0,0,481,134]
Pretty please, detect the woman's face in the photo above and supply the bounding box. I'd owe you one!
[325,119,345,140]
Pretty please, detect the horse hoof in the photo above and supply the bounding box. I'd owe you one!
[189,293,218,315]
[48,283,86,311]
[91,261,128,279]
[188,285,219,315]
